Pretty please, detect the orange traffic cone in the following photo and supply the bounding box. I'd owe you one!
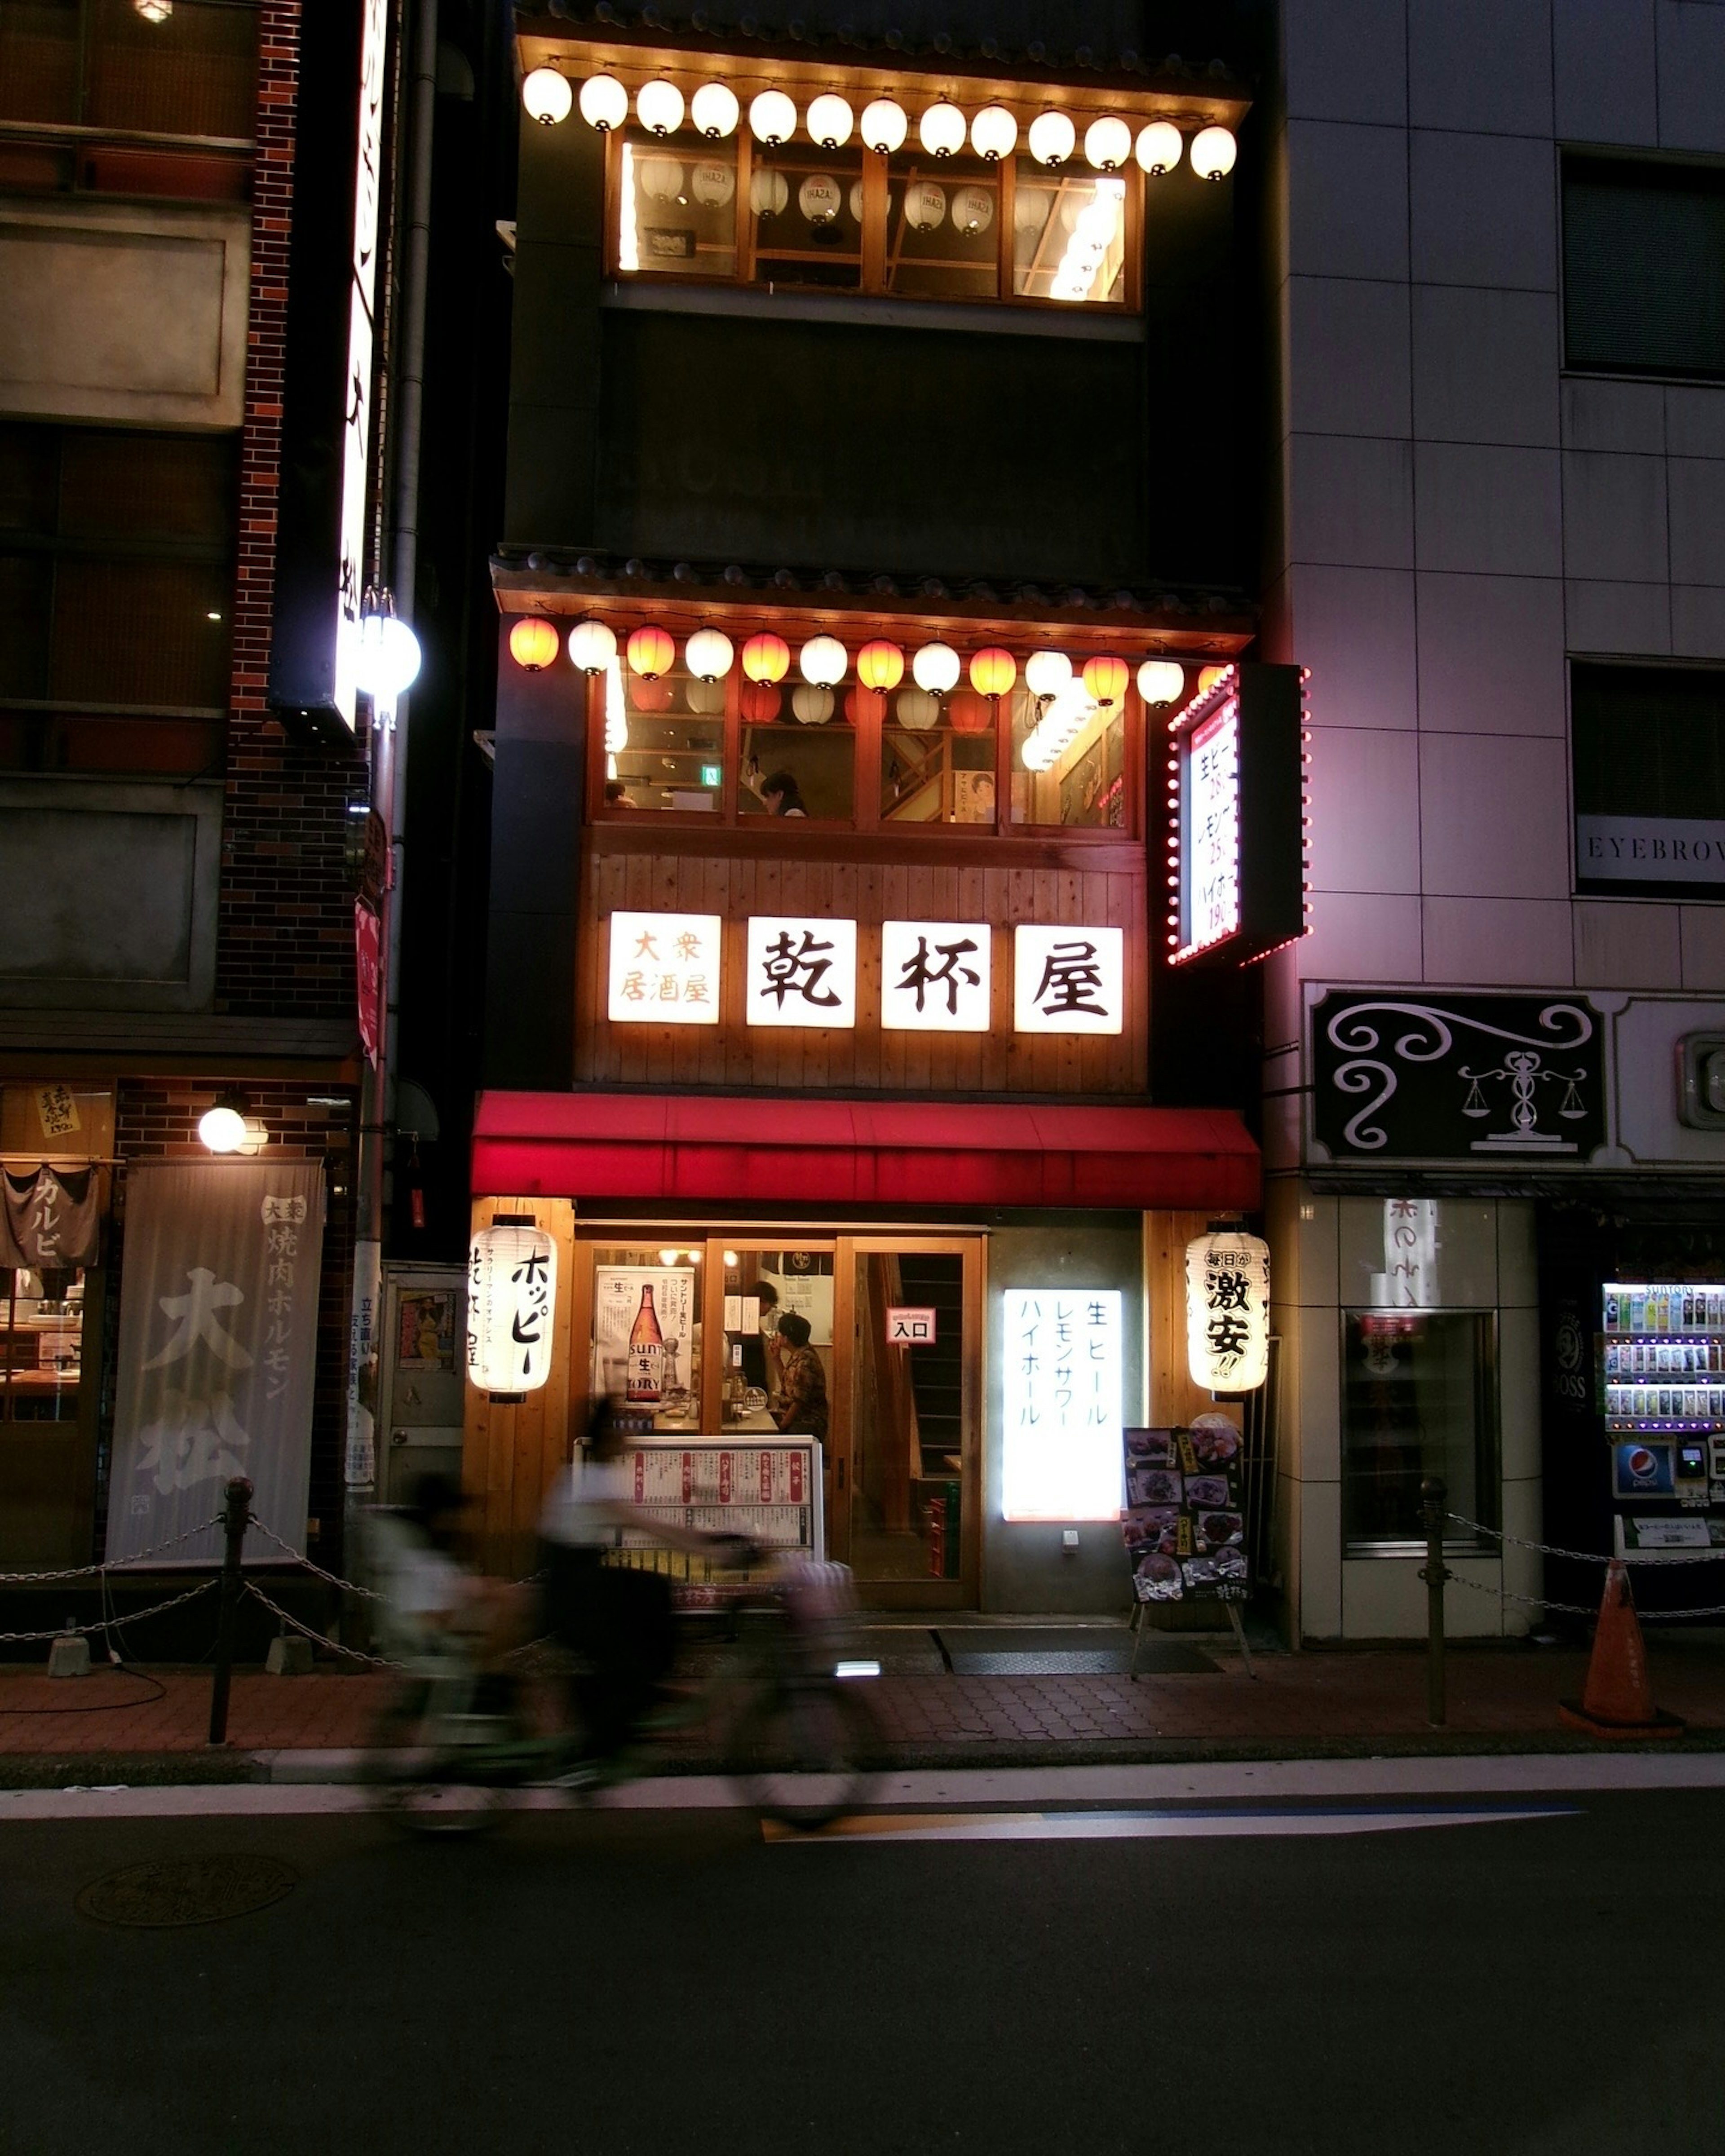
[1558,1559,1685,1737]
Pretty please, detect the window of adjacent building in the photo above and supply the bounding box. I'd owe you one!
[0,0,256,139]
[1571,662,1725,899]
[0,422,234,775]
[0,1082,111,1434]
[1340,1310,1499,1553]
[1563,154,1725,379]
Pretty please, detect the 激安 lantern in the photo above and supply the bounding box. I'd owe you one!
[1081,653,1128,708]
[742,631,791,685]
[1185,1229,1270,1392]
[969,646,1016,700]
[626,624,675,680]
[508,617,560,671]
[468,1222,558,1395]
[857,638,905,692]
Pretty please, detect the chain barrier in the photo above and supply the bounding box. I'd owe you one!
[244,1515,382,1599]
[0,1514,226,1585]
[1446,1511,1725,1567]
[243,1581,400,1668]
[1445,1569,1725,1621]
[0,1578,217,1644]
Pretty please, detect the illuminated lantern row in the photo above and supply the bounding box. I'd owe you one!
[522,68,1238,181]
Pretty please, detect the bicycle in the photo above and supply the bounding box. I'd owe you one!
[363,1549,885,1836]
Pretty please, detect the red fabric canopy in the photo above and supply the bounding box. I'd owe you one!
[472,1092,1259,1211]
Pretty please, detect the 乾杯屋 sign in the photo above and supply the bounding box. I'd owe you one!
[606,912,1124,1035]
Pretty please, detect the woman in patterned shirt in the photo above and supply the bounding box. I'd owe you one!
[769,1310,828,1446]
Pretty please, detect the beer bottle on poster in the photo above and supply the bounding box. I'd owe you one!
[627,1285,664,1403]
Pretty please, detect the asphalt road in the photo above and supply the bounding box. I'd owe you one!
[3,1776,1720,2156]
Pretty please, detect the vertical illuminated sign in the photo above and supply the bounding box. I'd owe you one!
[332,0,389,729]
[1001,1289,1123,1520]
[1186,702,1241,953]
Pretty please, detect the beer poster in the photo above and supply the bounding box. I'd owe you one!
[593,1266,696,1408]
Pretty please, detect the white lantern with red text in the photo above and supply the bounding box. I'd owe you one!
[1185,1230,1270,1392]
[468,1223,558,1395]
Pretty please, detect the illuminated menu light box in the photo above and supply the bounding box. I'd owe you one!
[1001,1288,1123,1521]
[1167,662,1308,968]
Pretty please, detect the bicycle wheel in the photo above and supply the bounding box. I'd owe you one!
[363,1682,513,1837]
[729,1678,884,1829]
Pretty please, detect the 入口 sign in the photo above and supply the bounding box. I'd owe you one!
[886,1306,937,1345]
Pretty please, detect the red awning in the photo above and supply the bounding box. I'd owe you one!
[472,1092,1259,1211]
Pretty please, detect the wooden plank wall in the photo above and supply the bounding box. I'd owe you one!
[462,1194,578,1578]
[576,845,1149,1095]
[1145,1208,1243,1436]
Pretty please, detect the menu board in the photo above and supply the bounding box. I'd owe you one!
[619,1438,823,1560]
[1121,1419,1248,1604]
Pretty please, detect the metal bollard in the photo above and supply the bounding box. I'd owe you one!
[207,1475,254,1746]
[1420,1475,1450,1729]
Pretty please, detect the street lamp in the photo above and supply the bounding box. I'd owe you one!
[354,592,422,700]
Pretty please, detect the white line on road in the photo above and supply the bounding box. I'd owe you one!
[763,1805,1577,1844]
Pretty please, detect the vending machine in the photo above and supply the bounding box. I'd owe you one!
[1600,1281,1725,1555]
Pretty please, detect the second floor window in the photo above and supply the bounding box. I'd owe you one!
[1564,153,1725,380]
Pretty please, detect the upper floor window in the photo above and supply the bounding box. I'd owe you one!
[1563,154,1725,380]
[1571,661,1725,900]
[0,0,256,141]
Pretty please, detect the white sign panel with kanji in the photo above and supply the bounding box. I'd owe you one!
[607,910,722,1025]
[1001,1288,1123,1520]
[880,920,991,1032]
[1012,926,1125,1035]
[746,916,858,1029]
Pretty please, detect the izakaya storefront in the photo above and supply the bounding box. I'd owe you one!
[461,1091,1259,1611]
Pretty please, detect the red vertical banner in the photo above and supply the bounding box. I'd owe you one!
[355,898,382,1062]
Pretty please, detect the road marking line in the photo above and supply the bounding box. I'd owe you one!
[763,1804,1577,1844]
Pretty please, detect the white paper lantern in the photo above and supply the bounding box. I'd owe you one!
[849,179,866,223]
[685,678,725,714]
[912,641,960,694]
[1185,1230,1270,1392]
[798,173,842,226]
[800,633,847,685]
[637,80,685,137]
[522,68,573,125]
[792,683,834,725]
[970,105,1017,162]
[1014,185,1050,234]
[1190,124,1237,181]
[469,1223,558,1395]
[1136,659,1185,706]
[750,167,789,217]
[578,74,628,132]
[639,156,683,203]
[952,185,994,235]
[1023,649,1072,699]
[692,160,735,207]
[905,180,946,231]
[749,88,797,145]
[1084,115,1131,171]
[895,686,940,729]
[568,619,617,674]
[861,97,907,153]
[919,101,966,158]
[1027,110,1075,166]
[685,627,734,680]
[806,92,854,148]
[1135,119,1182,175]
[690,81,739,138]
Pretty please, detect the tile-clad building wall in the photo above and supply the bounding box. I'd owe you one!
[101,1081,357,1562]
[217,0,369,1021]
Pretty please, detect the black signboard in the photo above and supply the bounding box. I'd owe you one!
[1311,990,1608,1163]
[1121,1423,1248,1603]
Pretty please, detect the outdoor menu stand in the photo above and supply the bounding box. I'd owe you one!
[1122,1425,1256,1679]
[1127,1590,1254,1679]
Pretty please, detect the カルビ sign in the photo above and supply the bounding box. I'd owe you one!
[1310,990,1608,1162]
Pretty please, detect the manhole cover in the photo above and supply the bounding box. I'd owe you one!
[76,1855,297,1929]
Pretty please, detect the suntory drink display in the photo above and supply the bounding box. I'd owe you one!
[626,1285,664,1403]
[1601,1283,1725,1433]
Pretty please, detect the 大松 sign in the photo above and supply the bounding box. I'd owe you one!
[1310,990,1608,1163]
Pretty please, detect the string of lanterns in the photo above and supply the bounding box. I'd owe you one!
[521,67,1237,180]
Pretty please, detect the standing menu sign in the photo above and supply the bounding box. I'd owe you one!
[1121,1419,1248,1603]
[106,1161,326,1564]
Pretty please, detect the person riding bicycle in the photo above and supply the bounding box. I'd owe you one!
[539,1399,752,1764]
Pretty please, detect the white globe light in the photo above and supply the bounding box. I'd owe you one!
[792,684,834,725]
[1135,119,1182,175]
[354,610,421,698]
[905,180,945,231]
[1027,110,1075,166]
[690,81,739,138]
[568,619,617,674]
[750,168,789,217]
[579,75,628,132]
[1024,649,1072,699]
[692,160,735,208]
[952,185,993,235]
[749,88,797,146]
[919,102,966,159]
[806,92,854,148]
[970,105,1017,162]
[636,80,684,137]
[800,634,847,686]
[686,628,734,681]
[1137,659,1186,706]
[861,97,907,153]
[198,1103,247,1154]
[522,69,572,126]
[1084,115,1131,172]
[911,641,960,694]
[1190,124,1237,181]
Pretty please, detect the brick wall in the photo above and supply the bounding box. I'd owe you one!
[218,0,369,1021]
[102,1082,358,1565]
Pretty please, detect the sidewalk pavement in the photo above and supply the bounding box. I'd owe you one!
[2,1626,1724,1781]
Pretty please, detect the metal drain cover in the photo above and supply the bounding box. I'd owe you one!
[76,1855,297,1929]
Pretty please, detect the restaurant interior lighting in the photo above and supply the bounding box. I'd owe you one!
[1024,649,1072,699]
[1137,659,1185,706]
[1135,119,1182,174]
[800,634,848,686]
[919,101,966,158]
[912,641,960,694]
[690,81,739,137]
[134,0,172,19]
[568,619,616,674]
[1084,115,1132,171]
[861,97,908,152]
[1049,177,1123,301]
[807,92,854,147]
[971,106,1018,162]
[579,74,628,131]
[1190,124,1237,180]
[685,627,734,680]
[636,79,685,136]
[1027,110,1075,166]
[522,67,572,125]
[603,658,628,752]
[749,88,797,145]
